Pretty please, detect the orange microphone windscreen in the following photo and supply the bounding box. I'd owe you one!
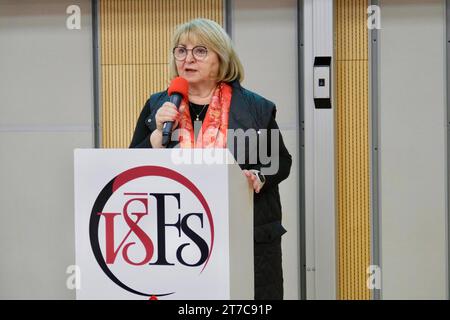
[168,77,189,99]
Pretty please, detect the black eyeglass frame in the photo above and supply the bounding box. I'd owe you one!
[172,45,209,61]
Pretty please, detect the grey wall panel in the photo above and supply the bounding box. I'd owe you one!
[0,132,93,299]
[278,131,300,300]
[231,0,298,128]
[232,0,300,299]
[379,0,447,299]
[0,0,94,127]
[302,0,316,299]
[0,0,94,299]
[302,0,335,300]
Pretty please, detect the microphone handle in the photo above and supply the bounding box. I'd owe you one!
[162,93,183,146]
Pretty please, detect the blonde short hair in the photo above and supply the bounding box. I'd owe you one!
[169,18,244,83]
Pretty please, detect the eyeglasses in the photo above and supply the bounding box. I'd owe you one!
[173,46,208,61]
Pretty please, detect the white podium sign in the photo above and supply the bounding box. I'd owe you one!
[74,149,254,300]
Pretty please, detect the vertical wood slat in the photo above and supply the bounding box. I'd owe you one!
[100,0,224,148]
[335,0,370,300]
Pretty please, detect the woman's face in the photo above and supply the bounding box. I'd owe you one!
[175,36,220,87]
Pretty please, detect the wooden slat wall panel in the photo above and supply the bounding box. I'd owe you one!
[335,0,370,300]
[335,0,368,61]
[100,0,224,148]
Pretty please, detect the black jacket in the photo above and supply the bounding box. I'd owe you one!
[130,80,292,299]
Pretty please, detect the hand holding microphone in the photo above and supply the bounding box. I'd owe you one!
[155,102,185,131]
[158,77,189,146]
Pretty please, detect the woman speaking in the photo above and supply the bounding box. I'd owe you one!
[130,18,292,300]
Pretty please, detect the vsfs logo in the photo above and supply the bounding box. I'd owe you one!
[89,166,214,298]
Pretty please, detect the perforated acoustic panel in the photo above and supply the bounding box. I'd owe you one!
[335,0,371,300]
[100,0,224,148]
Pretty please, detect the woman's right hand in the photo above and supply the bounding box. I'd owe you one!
[155,101,186,131]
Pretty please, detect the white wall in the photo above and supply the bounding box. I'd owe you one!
[231,0,300,299]
[0,0,94,299]
[379,0,447,299]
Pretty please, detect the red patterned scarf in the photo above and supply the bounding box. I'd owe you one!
[177,82,232,148]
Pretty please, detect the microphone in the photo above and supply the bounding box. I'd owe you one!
[162,77,189,146]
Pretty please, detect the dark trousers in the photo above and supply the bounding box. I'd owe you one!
[254,238,283,300]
